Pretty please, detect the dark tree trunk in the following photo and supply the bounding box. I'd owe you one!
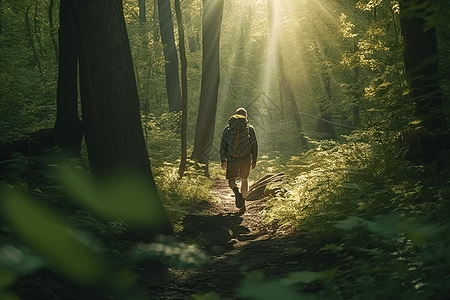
[158,0,181,112]
[400,5,443,132]
[400,1,449,162]
[139,0,146,22]
[191,0,224,174]
[0,3,3,36]
[174,0,188,177]
[316,69,336,139]
[316,114,337,138]
[53,0,82,156]
[74,0,173,235]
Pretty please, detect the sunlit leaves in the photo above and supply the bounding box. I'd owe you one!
[356,0,383,11]
[339,13,358,38]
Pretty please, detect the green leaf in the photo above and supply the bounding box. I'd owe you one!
[60,169,167,228]
[0,245,45,276]
[1,190,107,285]
[281,271,319,285]
[0,269,16,291]
[334,216,366,231]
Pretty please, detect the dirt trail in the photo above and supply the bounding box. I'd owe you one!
[137,177,330,300]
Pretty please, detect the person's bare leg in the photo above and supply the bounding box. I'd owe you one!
[228,179,237,190]
[241,178,248,199]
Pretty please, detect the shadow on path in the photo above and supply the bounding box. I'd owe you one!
[136,178,338,299]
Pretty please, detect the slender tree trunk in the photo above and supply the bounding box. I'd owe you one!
[158,0,181,112]
[0,2,3,36]
[191,0,224,175]
[53,0,82,156]
[316,68,336,138]
[74,0,173,236]
[48,0,59,62]
[139,0,146,22]
[153,0,159,42]
[33,0,44,57]
[174,0,188,177]
[268,0,307,147]
[25,5,45,84]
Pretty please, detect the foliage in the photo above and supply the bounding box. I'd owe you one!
[0,163,209,299]
[0,0,58,140]
[141,111,216,231]
[1,0,450,299]
[253,127,450,299]
[153,159,215,232]
[338,0,412,131]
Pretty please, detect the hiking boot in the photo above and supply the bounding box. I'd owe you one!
[239,199,246,214]
[233,187,244,208]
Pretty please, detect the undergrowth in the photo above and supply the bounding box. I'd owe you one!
[240,129,450,300]
[1,111,450,299]
[143,112,216,231]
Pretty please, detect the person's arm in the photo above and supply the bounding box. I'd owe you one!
[249,126,258,167]
[220,127,229,165]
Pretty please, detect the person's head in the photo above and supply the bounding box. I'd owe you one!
[235,107,247,118]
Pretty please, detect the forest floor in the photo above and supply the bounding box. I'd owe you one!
[136,177,337,300]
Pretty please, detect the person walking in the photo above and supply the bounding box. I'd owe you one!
[220,108,258,214]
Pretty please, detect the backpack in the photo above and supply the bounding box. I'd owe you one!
[227,114,251,158]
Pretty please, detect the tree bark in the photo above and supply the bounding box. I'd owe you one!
[53,0,82,156]
[400,5,443,132]
[74,0,173,235]
[191,0,224,173]
[174,0,188,177]
[158,0,181,112]
[400,0,449,162]
[316,69,336,138]
[139,0,146,22]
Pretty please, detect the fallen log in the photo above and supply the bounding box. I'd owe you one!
[247,173,285,201]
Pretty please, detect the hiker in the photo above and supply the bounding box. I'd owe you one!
[220,107,258,214]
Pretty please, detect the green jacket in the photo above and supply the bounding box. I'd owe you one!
[220,114,258,163]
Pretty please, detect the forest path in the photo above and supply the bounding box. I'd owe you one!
[137,177,331,300]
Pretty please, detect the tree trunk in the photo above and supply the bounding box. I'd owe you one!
[174,0,188,177]
[400,8,443,132]
[316,69,336,139]
[139,0,146,22]
[158,0,181,112]
[400,1,449,162]
[48,0,59,62]
[268,0,307,147]
[74,0,173,236]
[191,0,224,174]
[24,5,45,84]
[53,0,82,156]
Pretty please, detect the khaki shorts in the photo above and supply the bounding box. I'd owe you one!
[226,155,251,180]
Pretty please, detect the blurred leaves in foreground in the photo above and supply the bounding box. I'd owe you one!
[0,167,208,299]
